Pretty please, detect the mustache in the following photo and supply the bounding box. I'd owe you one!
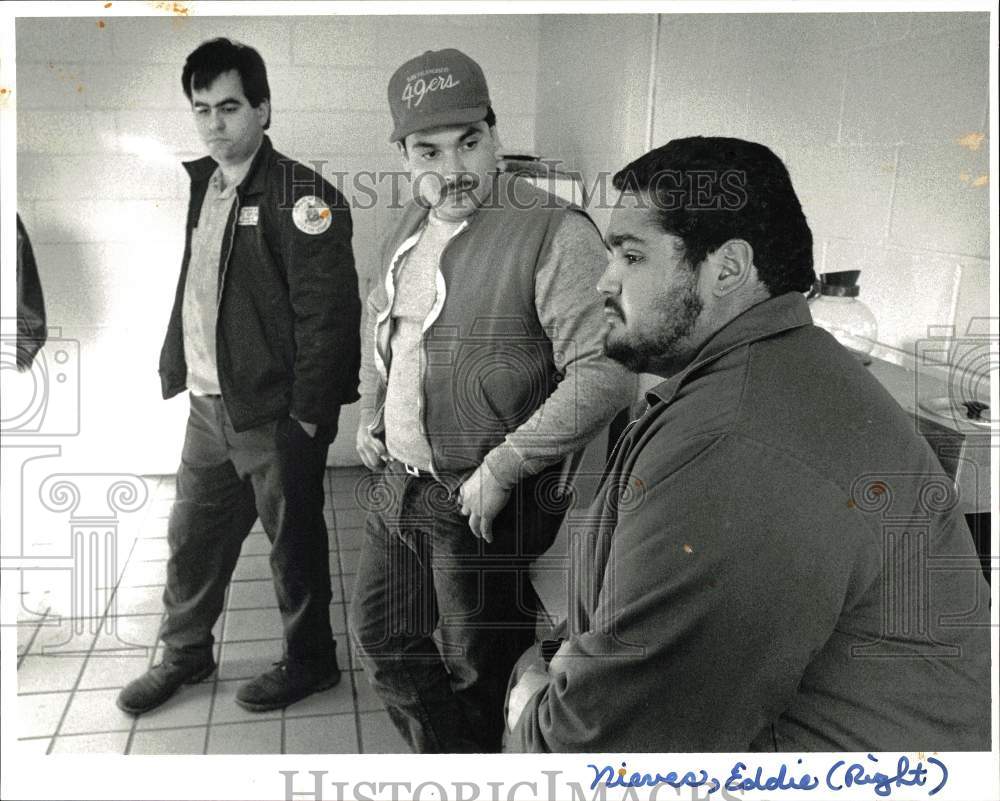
[604,299,624,318]
[440,176,479,198]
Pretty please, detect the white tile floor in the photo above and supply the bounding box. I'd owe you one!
[14,467,409,755]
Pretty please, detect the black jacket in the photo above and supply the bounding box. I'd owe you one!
[159,136,361,431]
[16,214,47,371]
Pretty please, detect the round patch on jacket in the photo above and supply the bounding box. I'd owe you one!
[292,195,332,235]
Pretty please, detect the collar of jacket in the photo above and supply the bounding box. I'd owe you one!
[182,135,274,197]
[645,291,813,407]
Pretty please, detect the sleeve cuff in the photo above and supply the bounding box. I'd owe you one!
[358,394,377,418]
[483,441,526,490]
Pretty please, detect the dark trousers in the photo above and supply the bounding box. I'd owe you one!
[160,394,338,666]
[349,462,565,752]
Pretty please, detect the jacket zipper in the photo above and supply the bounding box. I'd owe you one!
[218,194,240,309]
[210,191,241,404]
[419,219,467,477]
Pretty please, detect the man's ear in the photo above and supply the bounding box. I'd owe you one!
[489,126,502,160]
[710,239,755,298]
[255,99,271,130]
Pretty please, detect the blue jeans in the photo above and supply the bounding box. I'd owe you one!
[349,461,565,752]
[160,394,339,666]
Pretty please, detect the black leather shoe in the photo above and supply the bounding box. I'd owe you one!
[116,658,216,715]
[235,657,341,712]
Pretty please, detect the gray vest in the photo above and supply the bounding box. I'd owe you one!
[377,173,590,473]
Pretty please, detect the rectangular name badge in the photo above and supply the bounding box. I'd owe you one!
[238,206,259,226]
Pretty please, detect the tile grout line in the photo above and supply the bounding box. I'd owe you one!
[132,476,208,754]
[281,469,328,753]
[16,606,50,669]
[19,625,355,671]
[22,709,359,742]
[16,663,367,697]
[112,514,155,756]
[42,516,149,752]
[348,656,363,754]
[329,478,367,755]
[336,533,364,754]
[202,583,231,755]
[125,477,174,754]
[44,598,112,752]
[122,613,166,754]
[115,469,368,754]
[16,608,52,754]
[280,705,288,755]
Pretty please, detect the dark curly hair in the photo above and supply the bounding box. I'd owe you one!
[182,38,271,130]
[612,137,814,296]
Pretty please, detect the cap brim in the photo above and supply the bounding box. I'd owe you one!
[389,104,490,143]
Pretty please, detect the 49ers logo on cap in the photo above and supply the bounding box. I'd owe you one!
[401,69,461,109]
[387,49,491,143]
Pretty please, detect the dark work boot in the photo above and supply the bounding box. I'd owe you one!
[235,655,341,712]
[116,657,216,715]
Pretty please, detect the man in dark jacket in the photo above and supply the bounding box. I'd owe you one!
[118,38,361,716]
[505,137,991,752]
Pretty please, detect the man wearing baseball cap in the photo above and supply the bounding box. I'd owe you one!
[349,48,635,752]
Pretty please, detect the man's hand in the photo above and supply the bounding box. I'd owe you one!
[356,418,387,471]
[458,463,511,543]
[506,662,549,732]
[296,419,318,438]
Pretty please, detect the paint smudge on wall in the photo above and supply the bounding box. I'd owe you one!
[150,1,191,14]
[0,87,10,107]
[959,172,989,187]
[97,19,106,29]
[48,63,80,82]
[45,63,86,94]
[956,132,985,151]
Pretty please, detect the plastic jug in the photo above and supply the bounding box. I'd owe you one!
[807,270,878,364]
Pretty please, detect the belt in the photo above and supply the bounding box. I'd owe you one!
[386,457,426,478]
[385,458,466,499]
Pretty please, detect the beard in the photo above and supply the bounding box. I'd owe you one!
[603,277,704,375]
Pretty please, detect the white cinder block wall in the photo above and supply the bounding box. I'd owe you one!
[15,12,990,477]
[16,14,540,475]
[536,15,656,235]
[653,12,990,367]
[540,12,989,374]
